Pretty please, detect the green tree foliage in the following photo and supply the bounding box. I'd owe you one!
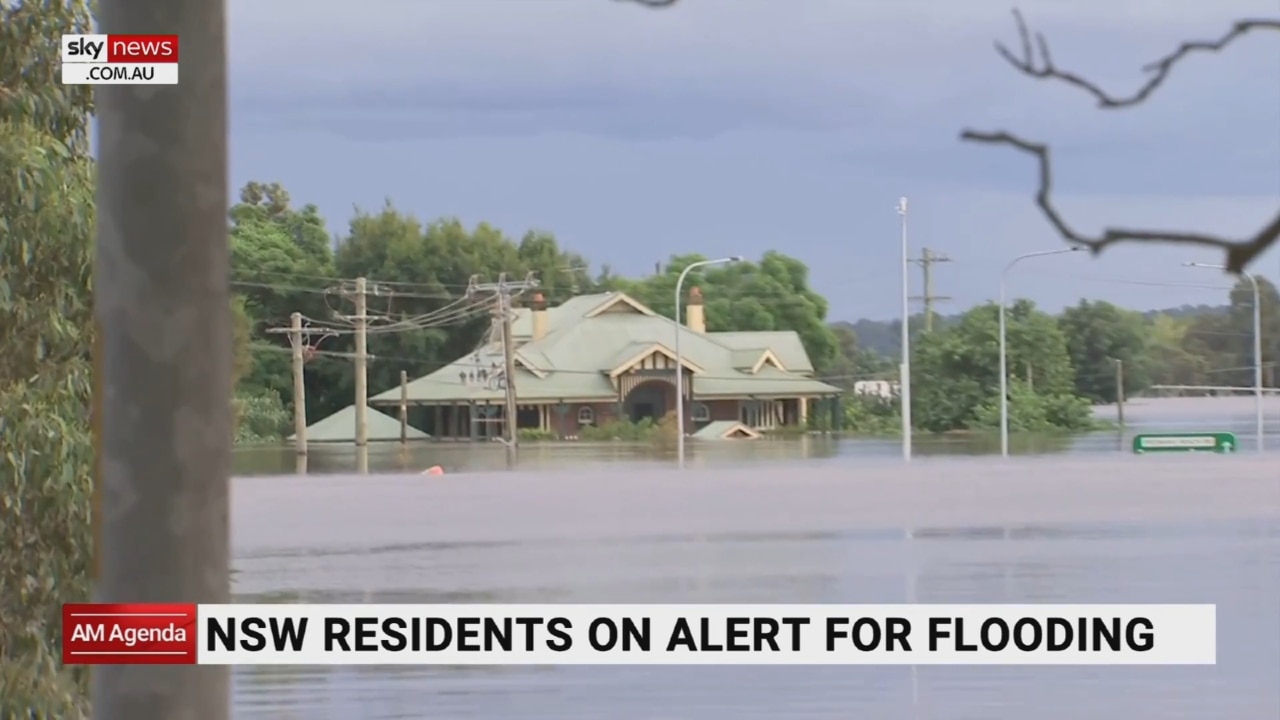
[1146,314,1214,387]
[226,183,1148,438]
[230,295,289,441]
[1058,300,1151,403]
[910,300,1090,432]
[1223,276,1280,387]
[237,202,601,423]
[824,321,895,388]
[605,252,842,373]
[1,0,95,713]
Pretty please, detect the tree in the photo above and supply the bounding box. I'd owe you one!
[1,0,95,713]
[824,321,894,389]
[1145,314,1213,388]
[228,181,345,423]
[612,252,842,373]
[1058,300,1151,404]
[231,181,331,262]
[1224,275,1280,387]
[961,11,1280,272]
[910,300,1089,432]
[316,207,602,421]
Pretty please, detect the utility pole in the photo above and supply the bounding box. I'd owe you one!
[1114,358,1126,428]
[909,247,952,332]
[290,312,307,457]
[94,0,230,717]
[269,317,334,469]
[353,277,369,453]
[500,290,519,447]
[399,370,409,444]
[469,273,539,464]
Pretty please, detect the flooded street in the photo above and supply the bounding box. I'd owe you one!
[230,398,1280,718]
[233,396,1279,476]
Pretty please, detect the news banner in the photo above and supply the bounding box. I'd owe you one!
[62,603,1216,666]
[61,34,179,85]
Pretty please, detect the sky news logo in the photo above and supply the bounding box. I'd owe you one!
[60,34,179,85]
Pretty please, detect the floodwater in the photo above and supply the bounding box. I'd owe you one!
[233,395,1280,476]
[229,450,1280,718]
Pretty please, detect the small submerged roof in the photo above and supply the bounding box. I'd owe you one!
[692,421,761,440]
[289,405,429,443]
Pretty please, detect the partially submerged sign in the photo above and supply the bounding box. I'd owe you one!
[1132,432,1236,454]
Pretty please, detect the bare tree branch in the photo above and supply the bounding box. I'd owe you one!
[963,10,1280,273]
[995,10,1280,108]
[960,129,1280,272]
[614,0,680,7]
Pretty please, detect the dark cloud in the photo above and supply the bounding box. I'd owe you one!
[232,76,890,141]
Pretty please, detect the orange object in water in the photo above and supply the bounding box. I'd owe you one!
[423,465,445,476]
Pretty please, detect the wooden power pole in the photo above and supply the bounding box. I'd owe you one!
[1115,358,1126,428]
[353,277,369,452]
[500,290,519,448]
[469,273,538,465]
[290,312,307,457]
[93,0,230,716]
[910,248,952,332]
[399,370,409,444]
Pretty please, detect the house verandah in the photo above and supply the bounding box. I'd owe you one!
[387,394,842,441]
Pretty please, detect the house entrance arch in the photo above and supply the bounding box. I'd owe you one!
[623,379,677,423]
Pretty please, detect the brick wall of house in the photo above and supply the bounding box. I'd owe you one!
[546,398,748,437]
[703,399,741,422]
[548,401,625,437]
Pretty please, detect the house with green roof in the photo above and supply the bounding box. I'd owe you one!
[369,288,842,440]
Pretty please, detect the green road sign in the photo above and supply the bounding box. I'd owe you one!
[1132,432,1237,454]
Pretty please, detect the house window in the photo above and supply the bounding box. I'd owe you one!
[691,402,710,423]
[577,406,595,425]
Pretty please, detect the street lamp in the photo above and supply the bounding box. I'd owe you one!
[1185,262,1264,452]
[675,256,743,469]
[999,246,1083,457]
[897,198,913,460]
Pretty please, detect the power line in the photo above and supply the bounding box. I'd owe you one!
[467,272,539,457]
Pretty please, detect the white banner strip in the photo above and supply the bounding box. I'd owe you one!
[195,603,1216,666]
[62,63,179,85]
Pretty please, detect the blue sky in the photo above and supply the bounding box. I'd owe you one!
[226,0,1279,321]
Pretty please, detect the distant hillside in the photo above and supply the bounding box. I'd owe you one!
[841,303,1229,359]
[1140,304,1228,320]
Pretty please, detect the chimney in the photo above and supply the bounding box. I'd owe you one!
[686,286,705,334]
[531,292,548,340]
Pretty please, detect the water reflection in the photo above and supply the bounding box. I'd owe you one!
[231,513,1280,718]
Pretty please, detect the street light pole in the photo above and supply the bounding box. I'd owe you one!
[1186,262,1264,452]
[999,247,1083,457]
[897,198,912,461]
[675,256,742,469]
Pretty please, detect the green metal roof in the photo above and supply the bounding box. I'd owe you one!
[289,405,429,443]
[371,292,842,405]
[693,420,761,440]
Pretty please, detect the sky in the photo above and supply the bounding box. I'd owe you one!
[226,0,1280,322]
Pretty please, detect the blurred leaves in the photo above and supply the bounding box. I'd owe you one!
[1,1,95,715]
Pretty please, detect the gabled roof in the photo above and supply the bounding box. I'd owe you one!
[291,405,429,443]
[372,291,841,404]
[711,331,814,374]
[607,341,705,378]
[693,421,761,440]
[731,348,786,374]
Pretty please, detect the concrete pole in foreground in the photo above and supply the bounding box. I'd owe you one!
[93,0,231,717]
